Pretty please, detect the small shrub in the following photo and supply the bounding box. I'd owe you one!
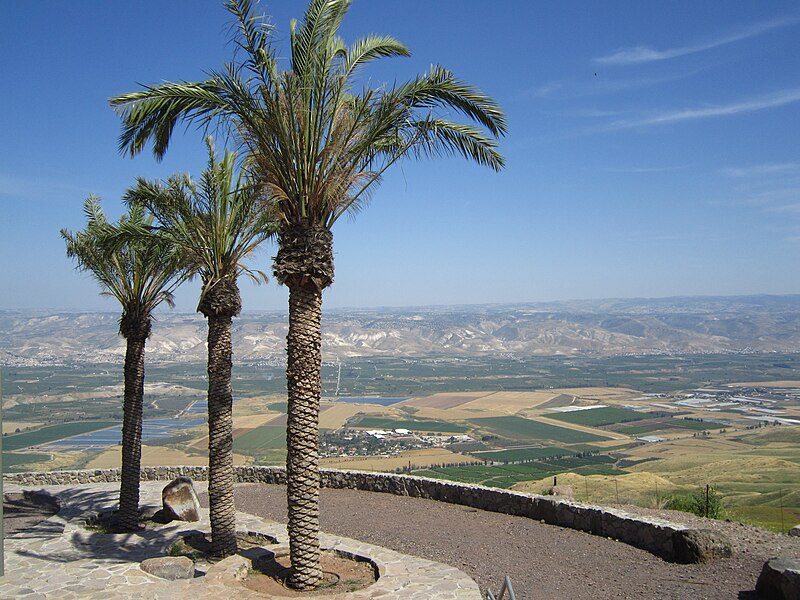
[664,487,724,519]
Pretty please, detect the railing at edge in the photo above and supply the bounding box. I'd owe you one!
[486,575,516,600]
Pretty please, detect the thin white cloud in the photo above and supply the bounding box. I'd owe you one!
[766,202,800,214]
[528,82,563,98]
[607,88,800,129]
[524,69,702,101]
[722,162,800,178]
[595,16,799,65]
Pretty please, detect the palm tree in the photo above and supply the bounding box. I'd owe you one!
[110,0,506,587]
[61,199,184,531]
[123,138,274,556]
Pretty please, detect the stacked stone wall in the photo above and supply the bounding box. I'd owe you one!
[5,466,682,559]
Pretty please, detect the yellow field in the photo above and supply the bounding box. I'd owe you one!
[23,451,84,472]
[512,472,681,507]
[233,412,283,429]
[622,435,746,467]
[411,405,502,421]
[318,403,388,429]
[86,445,251,468]
[2,421,43,435]
[548,387,640,401]
[459,391,559,414]
[400,392,490,409]
[234,395,287,416]
[320,448,481,471]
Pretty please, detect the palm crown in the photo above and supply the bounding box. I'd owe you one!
[122,138,274,314]
[111,0,506,234]
[61,198,183,337]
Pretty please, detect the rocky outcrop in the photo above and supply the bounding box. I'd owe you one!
[672,529,733,563]
[756,557,800,599]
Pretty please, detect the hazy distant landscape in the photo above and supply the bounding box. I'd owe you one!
[4,294,800,366]
[2,295,799,532]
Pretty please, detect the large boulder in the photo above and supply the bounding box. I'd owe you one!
[141,556,195,580]
[161,477,201,522]
[756,557,800,599]
[672,528,732,563]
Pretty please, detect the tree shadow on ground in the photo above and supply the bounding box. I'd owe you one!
[10,486,190,565]
[4,490,61,537]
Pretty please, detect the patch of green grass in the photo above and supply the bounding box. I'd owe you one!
[233,425,286,454]
[726,505,800,533]
[470,416,611,443]
[671,419,726,431]
[3,421,118,451]
[472,447,572,462]
[352,417,467,433]
[414,454,621,489]
[267,402,287,413]
[548,407,648,427]
[617,424,660,435]
[2,452,52,473]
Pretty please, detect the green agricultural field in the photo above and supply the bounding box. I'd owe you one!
[472,447,573,463]
[671,419,726,431]
[416,455,624,489]
[233,425,286,453]
[2,452,52,473]
[352,416,467,433]
[617,424,662,435]
[549,407,648,427]
[470,416,611,443]
[3,421,118,451]
[267,402,288,413]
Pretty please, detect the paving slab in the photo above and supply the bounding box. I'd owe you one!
[2,481,481,599]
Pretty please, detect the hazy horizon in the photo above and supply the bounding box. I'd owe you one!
[3,291,800,316]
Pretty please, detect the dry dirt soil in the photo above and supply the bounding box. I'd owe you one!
[210,483,800,600]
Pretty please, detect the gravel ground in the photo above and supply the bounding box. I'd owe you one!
[203,483,800,600]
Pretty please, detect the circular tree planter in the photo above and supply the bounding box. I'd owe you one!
[206,546,379,597]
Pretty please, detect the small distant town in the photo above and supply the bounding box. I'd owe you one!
[321,428,472,459]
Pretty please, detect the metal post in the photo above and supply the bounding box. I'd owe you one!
[706,484,710,518]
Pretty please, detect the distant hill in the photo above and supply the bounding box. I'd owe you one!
[2,295,800,365]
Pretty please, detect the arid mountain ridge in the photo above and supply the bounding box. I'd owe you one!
[2,295,800,365]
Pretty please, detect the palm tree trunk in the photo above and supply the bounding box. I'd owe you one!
[285,282,323,590]
[118,334,146,531]
[207,313,238,557]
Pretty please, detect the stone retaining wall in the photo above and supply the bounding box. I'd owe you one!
[5,466,684,560]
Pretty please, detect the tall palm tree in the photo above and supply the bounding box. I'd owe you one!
[61,199,184,531]
[110,0,506,587]
[123,138,274,556]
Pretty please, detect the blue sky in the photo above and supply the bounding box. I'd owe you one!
[2,0,800,313]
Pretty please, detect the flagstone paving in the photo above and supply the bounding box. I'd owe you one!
[2,481,481,599]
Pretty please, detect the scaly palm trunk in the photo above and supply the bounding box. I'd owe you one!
[206,313,237,556]
[200,279,242,557]
[285,282,323,589]
[117,322,149,531]
[274,224,333,591]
